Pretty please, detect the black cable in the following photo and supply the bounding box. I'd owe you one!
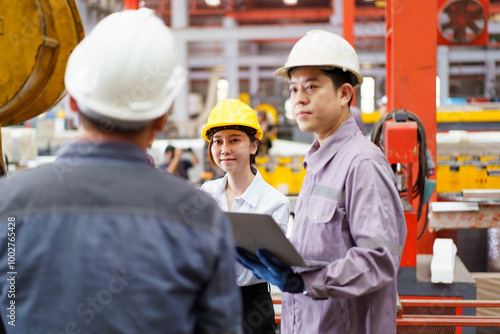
[417,203,429,240]
[406,111,427,221]
[371,109,429,222]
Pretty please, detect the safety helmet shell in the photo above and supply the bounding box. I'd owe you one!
[64,8,186,123]
[273,30,363,89]
[201,99,263,142]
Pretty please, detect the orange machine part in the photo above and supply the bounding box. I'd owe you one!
[401,209,417,268]
[383,121,418,165]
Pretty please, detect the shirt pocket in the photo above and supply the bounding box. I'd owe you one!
[306,198,337,223]
[306,184,345,224]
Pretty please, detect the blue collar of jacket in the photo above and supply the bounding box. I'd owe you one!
[56,141,153,166]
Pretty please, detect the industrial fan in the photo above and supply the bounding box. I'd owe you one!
[437,0,489,45]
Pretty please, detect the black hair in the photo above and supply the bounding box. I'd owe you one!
[322,68,355,108]
[165,145,175,154]
[288,66,355,107]
[78,112,148,135]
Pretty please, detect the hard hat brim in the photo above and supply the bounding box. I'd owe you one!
[201,122,263,142]
[273,65,363,89]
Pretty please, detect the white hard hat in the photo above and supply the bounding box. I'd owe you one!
[274,30,363,89]
[64,8,185,124]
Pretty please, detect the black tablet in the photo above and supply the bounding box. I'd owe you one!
[226,212,306,267]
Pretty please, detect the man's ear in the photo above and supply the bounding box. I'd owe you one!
[152,113,168,132]
[338,83,354,107]
[69,95,79,112]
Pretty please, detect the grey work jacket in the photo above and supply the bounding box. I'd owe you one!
[282,117,407,334]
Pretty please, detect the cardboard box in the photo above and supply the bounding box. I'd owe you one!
[471,272,500,317]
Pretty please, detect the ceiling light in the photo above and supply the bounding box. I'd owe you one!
[205,0,221,6]
[283,0,298,5]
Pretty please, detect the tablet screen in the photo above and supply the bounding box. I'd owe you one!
[226,212,306,267]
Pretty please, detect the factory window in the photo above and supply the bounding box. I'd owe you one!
[360,77,375,113]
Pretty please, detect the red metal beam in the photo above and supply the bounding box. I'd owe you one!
[401,299,500,308]
[397,316,500,327]
[489,3,500,13]
[124,0,139,10]
[151,2,385,23]
[249,38,301,44]
[355,6,385,19]
[226,8,332,21]
[277,297,500,326]
[158,0,166,15]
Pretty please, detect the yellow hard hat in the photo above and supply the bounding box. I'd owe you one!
[201,99,263,142]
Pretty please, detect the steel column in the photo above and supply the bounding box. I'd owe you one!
[172,0,189,28]
[223,17,239,99]
[437,46,450,104]
[386,0,437,255]
[485,57,496,98]
[171,0,190,128]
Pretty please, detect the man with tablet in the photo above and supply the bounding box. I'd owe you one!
[236,30,406,334]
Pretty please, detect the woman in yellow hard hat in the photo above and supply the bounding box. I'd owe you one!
[200,98,290,334]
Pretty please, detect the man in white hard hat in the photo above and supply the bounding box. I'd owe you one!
[0,8,241,334]
[237,30,406,333]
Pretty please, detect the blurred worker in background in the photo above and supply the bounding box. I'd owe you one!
[201,99,290,334]
[256,110,276,155]
[237,30,406,333]
[0,9,241,334]
[378,95,388,116]
[160,144,199,180]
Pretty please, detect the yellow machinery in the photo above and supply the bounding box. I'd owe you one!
[0,0,84,175]
[255,155,306,196]
[436,156,500,193]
